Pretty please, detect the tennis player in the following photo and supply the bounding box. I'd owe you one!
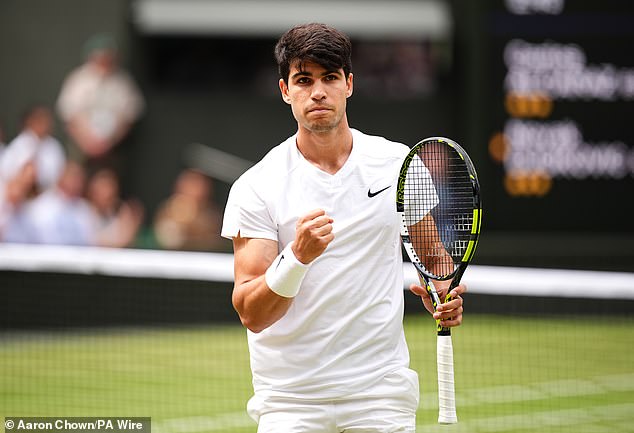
[222,23,466,432]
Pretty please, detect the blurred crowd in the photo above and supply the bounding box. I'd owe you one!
[0,33,228,252]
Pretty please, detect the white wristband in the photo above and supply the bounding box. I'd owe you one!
[265,242,310,298]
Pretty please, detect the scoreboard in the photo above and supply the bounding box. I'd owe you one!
[480,0,634,234]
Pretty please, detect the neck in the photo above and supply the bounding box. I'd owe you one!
[26,128,46,140]
[296,122,353,175]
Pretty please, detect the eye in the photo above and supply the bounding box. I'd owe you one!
[324,74,338,81]
[296,77,311,85]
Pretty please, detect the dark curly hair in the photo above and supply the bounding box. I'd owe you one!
[274,23,352,84]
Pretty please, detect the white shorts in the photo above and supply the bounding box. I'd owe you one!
[247,368,419,433]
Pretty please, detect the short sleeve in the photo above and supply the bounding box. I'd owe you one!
[221,174,278,241]
[404,154,439,225]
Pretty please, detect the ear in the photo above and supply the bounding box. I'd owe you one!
[346,73,354,98]
[279,78,291,104]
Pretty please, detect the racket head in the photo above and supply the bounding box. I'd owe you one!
[397,137,482,284]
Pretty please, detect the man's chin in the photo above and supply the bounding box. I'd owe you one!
[305,119,339,133]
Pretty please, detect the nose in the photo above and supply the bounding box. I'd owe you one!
[311,81,327,101]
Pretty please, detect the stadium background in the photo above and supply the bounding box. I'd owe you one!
[1,1,633,432]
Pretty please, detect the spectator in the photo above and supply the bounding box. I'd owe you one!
[9,161,95,245]
[153,168,228,251]
[86,168,144,248]
[0,162,37,241]
[0,105,66,191]
[56,32,144,173]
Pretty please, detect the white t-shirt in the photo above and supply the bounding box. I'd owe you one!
[222,129,415,400]
[0,131,66,190]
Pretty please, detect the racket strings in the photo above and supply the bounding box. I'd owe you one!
[404,141,474,279]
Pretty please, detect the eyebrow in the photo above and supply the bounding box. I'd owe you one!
[290,69,342,80]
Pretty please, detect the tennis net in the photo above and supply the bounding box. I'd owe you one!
[1,244,633,433]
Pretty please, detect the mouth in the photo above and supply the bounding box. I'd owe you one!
[308,105,332,114]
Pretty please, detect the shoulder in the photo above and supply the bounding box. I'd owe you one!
[6,131,33,148]
[26,190,57,215]
[232,135,299,194]
[223,137,297,239]
[61,65,91,86]
[351,129,410,161]
[3,132,36,162]
[42,135,65,152]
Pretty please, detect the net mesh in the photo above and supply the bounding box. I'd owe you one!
[1,248,633,433]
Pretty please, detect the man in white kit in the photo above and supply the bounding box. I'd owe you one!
[222,23,466,432]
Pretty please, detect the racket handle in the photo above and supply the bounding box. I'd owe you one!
[437,334,458,424]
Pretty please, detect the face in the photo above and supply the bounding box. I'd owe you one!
[279,61,353,134]
[179,172,211,201]
[59,162,86,198]
[28,108,53,138]
[90,49,117,75]
[87,169,118,211]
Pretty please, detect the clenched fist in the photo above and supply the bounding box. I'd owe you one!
[292,209,334,264]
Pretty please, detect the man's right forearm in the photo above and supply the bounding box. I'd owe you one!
[232,275,294,333]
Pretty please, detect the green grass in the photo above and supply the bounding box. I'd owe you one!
[407,314,634,432]
[1,315,633,433]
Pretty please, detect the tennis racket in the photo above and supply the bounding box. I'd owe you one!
[396,137,482,424]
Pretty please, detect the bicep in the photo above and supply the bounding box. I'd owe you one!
[232,234,278,286]
[232,234,293,332]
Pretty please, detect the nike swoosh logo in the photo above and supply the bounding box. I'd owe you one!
[367,185,391,198]
[275,254,285,270]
